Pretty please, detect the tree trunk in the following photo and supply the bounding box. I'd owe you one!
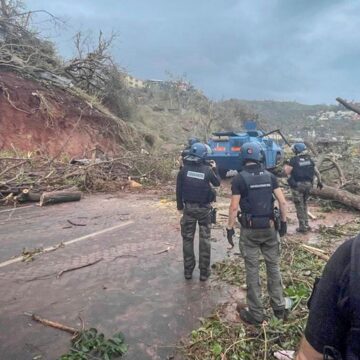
[310,185,360,211]
[336,97,360,116]
[40,190,82,206]
[16,189,41,203]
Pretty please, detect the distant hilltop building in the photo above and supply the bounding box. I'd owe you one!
[124,73,193,92]
[124,74,145,89]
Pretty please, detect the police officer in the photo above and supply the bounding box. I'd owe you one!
[284,143,323,233]
[226,142,288,324]
[296,233,360,360]
[179,137,200,169]
[176,142,221,281]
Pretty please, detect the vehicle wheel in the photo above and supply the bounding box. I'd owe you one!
[218,169,228,179]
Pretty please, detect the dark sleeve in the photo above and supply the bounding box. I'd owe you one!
[231,174,246,195]
[271,174,279,190]
[304,238,353,353]
[176,170,184,210]
[208,167,221,187]
[289,156,296,167]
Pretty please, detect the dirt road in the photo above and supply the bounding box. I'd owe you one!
[0,188,356,359]
[0,193,235,360]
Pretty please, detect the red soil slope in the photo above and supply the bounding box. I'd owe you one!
[0,71,134,157]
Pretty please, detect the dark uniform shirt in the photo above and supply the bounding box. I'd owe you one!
[305,236,357,355]
[231,164,279,196]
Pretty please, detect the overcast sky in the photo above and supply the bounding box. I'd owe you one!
[27,0,360,104]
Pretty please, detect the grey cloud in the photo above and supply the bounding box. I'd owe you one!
[27,0,360,103]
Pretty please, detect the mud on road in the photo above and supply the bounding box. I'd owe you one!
[0,189,356,359]
[0,193,236,360]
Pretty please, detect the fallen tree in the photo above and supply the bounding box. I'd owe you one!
[310,185,360,211]
[336,97,360,116]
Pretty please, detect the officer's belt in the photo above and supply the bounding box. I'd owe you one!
[184,201,210,208]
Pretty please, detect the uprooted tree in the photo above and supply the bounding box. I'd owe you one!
[0,0,133,120]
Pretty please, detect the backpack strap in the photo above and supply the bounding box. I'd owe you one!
[348,235,360,357]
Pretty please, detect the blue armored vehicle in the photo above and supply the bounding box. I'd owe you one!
[206,121,285,178]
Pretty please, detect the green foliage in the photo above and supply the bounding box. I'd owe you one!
[183,241,327,359]
[60,328,127,360]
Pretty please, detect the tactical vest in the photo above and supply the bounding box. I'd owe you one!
[291,155,315,183]
[182,163,212,204]
[239,169,274,229]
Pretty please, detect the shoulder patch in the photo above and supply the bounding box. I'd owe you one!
[187,171,205,180]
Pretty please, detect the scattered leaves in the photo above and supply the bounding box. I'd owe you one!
[60,328,127,360]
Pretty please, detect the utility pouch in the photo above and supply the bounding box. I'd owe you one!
[210,207,217,224]
[239,213,249,228]
[240,214,270,229]
[273,207,281,231]
[208,188,217,203]
[251,216,270,229]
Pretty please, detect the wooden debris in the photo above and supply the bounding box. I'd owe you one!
[56,258,103,278]
[128,179,142,189]
[67,219,86,226]
[15,189,41,203]
[40,190,82,206]
[310,185,360,211]
[25,312,79,335]
[154,247,171,255]
[301,244,329,261]
[307,211,317,220]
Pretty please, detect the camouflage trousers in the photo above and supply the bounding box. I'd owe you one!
[180,203,212,275]
[240,226,285,321]
[291,181,312,229]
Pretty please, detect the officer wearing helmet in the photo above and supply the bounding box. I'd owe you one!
[176,142,221,281]
[179,137,200,168]
[226,142,288,325]
[284,142,323,233]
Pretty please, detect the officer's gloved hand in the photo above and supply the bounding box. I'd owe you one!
[317,182,323,190]
[226,227,235,247]
[279,221,287,237]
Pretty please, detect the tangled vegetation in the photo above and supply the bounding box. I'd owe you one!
[180,239,328,359]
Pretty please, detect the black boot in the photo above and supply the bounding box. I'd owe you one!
[200,269,210,281]
[239,309,264,325]
[184,272,192,280]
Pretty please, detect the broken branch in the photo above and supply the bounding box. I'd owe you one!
[57,258,103,278]
[301,244,329,261]
[25,312,79,335]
